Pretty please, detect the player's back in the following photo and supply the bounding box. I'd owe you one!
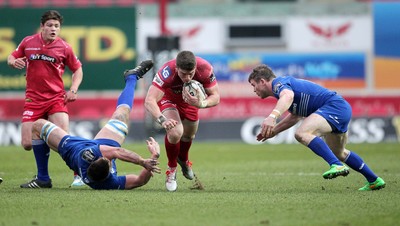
[273,76,338,116]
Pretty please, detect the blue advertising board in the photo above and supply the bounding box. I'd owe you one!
[199,53,365,82]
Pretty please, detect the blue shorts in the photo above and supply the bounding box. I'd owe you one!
[315,97,352,133]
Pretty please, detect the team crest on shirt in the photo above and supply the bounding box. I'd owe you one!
[273,82,283,94]
[81,149,96,163]
[30,54,56,63]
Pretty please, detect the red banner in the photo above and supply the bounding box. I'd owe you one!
[1,96,400,121]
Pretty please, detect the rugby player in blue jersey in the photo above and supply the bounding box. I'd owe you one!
[248,64,385,191]
[26,60,161,190]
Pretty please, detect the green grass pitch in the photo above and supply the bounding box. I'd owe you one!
[0,142,399,226]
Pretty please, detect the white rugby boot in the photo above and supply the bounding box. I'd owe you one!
[165,167,177,192]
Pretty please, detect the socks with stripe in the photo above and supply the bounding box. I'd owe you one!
[344,151,378,183]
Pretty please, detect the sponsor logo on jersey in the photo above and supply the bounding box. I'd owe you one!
[153,74,164,86]
[81,149,96,163]
[30,54,56,63]
[161,66,171,79]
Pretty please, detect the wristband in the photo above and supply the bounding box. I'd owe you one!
[157,115,167,125]
[272,109,281,116]
[70,90,77,94]
[268,114,277,119]
[199,100,208,108]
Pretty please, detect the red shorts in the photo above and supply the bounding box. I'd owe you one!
[158,97,199,121]
[22,97,68,122]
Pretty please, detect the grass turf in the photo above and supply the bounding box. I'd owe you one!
[0,142,399,226]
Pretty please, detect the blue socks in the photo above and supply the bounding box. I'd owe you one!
[117,76,137,109]
[344,151,377,183]
[32,139,50,181]
[308,137,343,166]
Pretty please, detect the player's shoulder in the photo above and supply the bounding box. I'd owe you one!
[157,59,177,81]
[55,37,74,50]
[21,33,40,44]
[195,57,213,75]
[196,57,212,69]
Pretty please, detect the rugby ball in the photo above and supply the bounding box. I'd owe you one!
[183,80,207,101]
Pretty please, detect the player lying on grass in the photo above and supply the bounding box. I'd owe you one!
[249,64,385,191]
[25,60,161,190]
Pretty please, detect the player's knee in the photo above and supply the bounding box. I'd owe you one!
[167,130,183,143]
[181,135,195,142]
[21,140,32,150]
[294,131,307,145]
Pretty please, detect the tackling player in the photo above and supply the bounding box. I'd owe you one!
[7,10,84,188]
[144,50,220,191]
[29,60,160,190]
[248,64,385,191]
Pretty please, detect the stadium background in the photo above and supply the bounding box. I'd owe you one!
[0,0,399,145]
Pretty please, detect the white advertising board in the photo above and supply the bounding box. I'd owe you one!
[137,18,224,54]
[287,16,372,52]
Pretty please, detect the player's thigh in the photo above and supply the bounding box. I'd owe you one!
[34,120,69,151]
[298,113,332,136]
[182,119,199,141]
[48,112,69,132]
[163,107,181,123]
[94,122,126,145]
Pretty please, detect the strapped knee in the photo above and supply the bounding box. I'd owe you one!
[40,122,57,143]
[105,119,128,139]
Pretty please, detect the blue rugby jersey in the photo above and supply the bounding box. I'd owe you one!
[272,76,338,117]
[57,136,126,189]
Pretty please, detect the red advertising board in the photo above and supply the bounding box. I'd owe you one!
[1,96,399,120]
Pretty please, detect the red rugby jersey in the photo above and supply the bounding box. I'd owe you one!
[152,57,217,102]
[11,33,82,101]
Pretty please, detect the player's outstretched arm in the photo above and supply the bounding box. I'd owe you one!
[100,146,160,174]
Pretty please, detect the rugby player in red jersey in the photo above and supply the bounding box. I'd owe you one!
[145,50,220,191]
[7,10,84,188]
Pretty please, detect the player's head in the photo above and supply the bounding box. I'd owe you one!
[40,10,63,42]
[176,50,197,83]
[248,64,276,83]
[41,10,63,25]
[87,157,111,182]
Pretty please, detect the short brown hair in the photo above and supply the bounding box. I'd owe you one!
[248,64,276,83]
[87,158,110,182]
[41,10,63,25]
[176,50,196,71]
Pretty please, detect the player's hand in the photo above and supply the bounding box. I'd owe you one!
[257,117,277,142]
[142,158,161,174]
[146,137,160,159]
[12,57,26,70]
[161,118,178,131]
[182,88,202,108]
[64,90,78,104]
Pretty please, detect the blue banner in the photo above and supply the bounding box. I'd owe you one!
[199,53,365,82]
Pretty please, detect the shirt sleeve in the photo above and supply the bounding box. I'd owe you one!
[11,38,27,58]
[64,44,82,72]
